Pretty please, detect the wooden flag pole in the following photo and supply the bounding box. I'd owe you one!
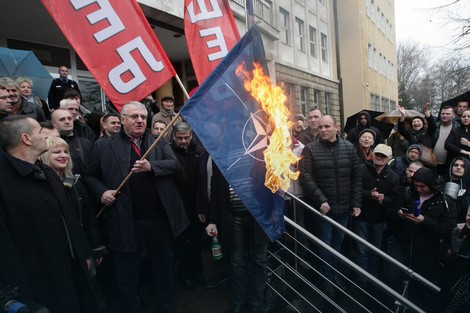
[96,73,191,218]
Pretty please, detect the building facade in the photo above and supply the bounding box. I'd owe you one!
[335,0,399,120]
[0,0,398,128]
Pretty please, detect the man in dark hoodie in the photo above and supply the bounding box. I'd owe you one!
[346,111,384,146]
[390,143,423,180]
[385,167,456,312]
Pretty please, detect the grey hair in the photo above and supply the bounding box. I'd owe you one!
[122,101,146,115]
[173,122,192,134]
[0,77,19,89]
[59,99,79,109]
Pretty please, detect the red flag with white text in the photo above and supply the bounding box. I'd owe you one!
[41,0,176,112]
[184,0,240,85]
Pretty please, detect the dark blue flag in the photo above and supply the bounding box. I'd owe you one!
[179,26,285,242]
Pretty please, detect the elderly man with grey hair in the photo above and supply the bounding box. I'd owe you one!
[83,101,188,313]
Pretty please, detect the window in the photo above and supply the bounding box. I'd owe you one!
[324,92,331,114]
[309,26,318,58]
[300,86,308,116]
[279,8,290,45]
[370,94,380,111]
[373,47,378,70]
[320,33,328,62]
[313,89,321,106]
[368,43,373,68]
[295,18,305,51]
[379,52,383,74]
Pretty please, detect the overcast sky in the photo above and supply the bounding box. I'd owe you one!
[394,0,469,56]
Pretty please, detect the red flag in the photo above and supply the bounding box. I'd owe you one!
[184,0,240,85]
[41,0,176,112]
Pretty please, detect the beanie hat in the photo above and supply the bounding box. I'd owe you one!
[359,128,377,141]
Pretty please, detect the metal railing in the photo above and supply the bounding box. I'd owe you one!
[265,192,442,313]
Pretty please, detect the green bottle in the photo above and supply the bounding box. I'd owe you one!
[211,235,223,260]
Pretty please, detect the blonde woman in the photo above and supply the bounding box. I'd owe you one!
[39,137,107,265]
[16,77,50,120]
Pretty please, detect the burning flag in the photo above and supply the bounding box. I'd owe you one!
[236,63,300,193]
[179,26,286,241]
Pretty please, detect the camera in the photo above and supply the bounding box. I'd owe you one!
[0,284,50,313]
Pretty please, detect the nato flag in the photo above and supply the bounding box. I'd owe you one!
[179,26,285,242]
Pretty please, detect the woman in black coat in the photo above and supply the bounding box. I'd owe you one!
[445,109,470,162]
[397,103,436,148]
[39,136,106,310]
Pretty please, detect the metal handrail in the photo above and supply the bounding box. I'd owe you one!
[285,191,440,293]
[283,216,425,313]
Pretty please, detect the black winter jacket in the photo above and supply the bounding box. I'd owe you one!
[299,137,362,214]
[388,191,456,251]
[357,162,400,223]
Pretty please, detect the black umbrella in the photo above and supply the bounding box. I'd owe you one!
[439,91,470,113]
[343,110,394,139]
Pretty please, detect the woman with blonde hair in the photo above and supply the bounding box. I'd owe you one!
[39,137,107,270]
[16,76,50,120]
[40,136,106,310]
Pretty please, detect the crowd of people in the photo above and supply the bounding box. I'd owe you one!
[294,104,470,312]
[0,66,469,313]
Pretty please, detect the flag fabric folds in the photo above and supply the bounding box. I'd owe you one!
[179,27,285,242]
[184,0,240,85]
[41,0,175,112]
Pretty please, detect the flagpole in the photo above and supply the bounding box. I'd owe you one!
[97,73,190,218]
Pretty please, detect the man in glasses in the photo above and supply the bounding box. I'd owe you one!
[84,101,188,313]
[0,84,12,121]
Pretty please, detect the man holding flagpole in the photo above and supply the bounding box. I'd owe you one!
[84,101,188,313]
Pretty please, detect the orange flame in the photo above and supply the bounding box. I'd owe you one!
[236,62,300,193]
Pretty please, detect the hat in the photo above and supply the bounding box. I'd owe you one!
[373,144,392,157]
[161,95,174,102]
[411,116,424,124]
[359,128,376,141]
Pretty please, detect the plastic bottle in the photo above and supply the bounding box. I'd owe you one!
[210,231,223,260]
[413,200,421,217]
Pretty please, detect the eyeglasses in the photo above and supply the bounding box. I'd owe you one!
[123,114,147,120]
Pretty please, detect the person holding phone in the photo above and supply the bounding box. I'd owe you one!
[385,167,456,311]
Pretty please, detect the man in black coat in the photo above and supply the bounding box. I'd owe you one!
[0,116,99,313]
[352,144,399,284]
[346,110,384,145]
[170,122,205,291]
[47,66,81,110]
[299,115,362,297]
[83,101,189,313]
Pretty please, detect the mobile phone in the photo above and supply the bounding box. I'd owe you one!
[401,207,411,214]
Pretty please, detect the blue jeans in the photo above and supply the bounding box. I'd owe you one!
[352,220,385,282]
[230,215,268,309]
[112,218,173,313]
[315,212,350,281]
